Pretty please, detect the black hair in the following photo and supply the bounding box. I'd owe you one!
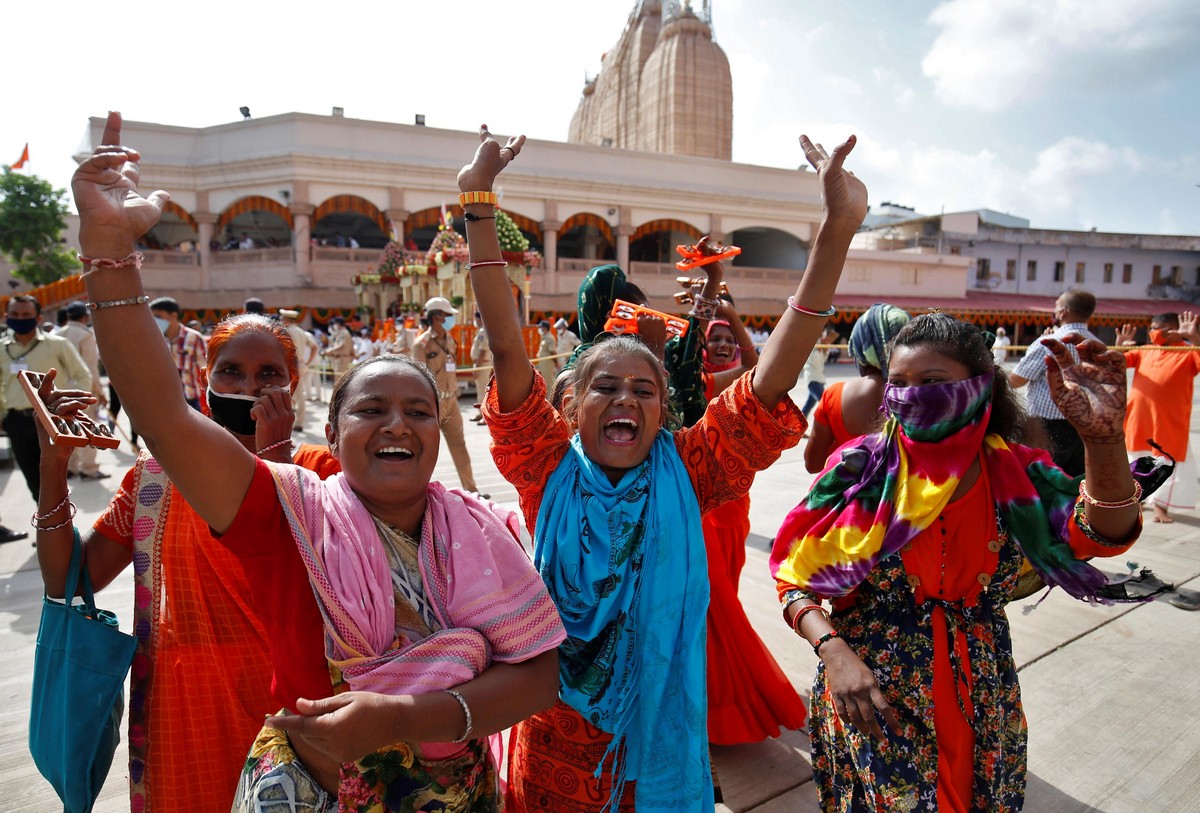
[148,296,181,315]
[1152,312,1180,328]
[563,335,676,429]
[9,294,42,316]
[328,354,439,435]
[65,301,88,321]
[889,313,1032,444]
[244,297,266,315]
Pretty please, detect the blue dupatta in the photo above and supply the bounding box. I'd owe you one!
[535,431,713,811]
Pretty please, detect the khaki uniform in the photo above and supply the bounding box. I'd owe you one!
[411,328,478,493]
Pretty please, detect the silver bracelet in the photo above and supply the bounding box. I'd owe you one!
[87,295,151,311]
[444,688,473,743]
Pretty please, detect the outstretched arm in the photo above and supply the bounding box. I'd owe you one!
[752,136,866,409]
[72,112,254,533]
[459,126,534,413]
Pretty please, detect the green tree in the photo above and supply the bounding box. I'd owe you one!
[0,167,80,285]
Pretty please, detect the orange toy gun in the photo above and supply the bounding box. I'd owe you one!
[18,370,121,450]
[603,300,690,339]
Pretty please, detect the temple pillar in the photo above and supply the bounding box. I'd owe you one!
[290,203,315,285]
[193,212,218,289]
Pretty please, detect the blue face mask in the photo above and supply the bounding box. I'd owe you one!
[443,315,456,330]
[153,317,170,334]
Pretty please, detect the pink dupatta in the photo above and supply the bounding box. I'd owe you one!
[266,464,565,759]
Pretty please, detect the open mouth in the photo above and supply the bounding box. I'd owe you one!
[375,446,415,460]
[603,417,639,445]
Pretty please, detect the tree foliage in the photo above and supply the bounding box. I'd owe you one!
[0,167,79,285]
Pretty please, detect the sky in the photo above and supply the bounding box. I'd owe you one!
[5,0,1198,236]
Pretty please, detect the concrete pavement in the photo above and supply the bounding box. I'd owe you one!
[1,364,1198,812]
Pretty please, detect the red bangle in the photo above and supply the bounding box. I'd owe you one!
[812,630,840,656]
[790,603,829,636]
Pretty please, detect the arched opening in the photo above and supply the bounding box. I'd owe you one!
[558,213,615,261]
[143,201,199,251]
[629,218,702,263]
[215,196,294,250]
[313,195,389,248]
[728,226,809,270]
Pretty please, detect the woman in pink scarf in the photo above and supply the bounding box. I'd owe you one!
[71,112,565,813]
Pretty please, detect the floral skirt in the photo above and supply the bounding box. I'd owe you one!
[234,724,501,813]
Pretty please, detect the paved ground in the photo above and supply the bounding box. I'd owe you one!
[2,364,1198,812]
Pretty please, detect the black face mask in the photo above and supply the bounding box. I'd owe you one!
[6,317,39,336]
[206,388,259,436]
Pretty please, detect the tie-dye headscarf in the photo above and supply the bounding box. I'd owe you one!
[771,371,1157,604]
[847,303,911,377]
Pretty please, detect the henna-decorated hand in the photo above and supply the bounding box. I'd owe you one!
[800,134,867,228]
[72,112,169,257]
[456,124,525,194]
[1044,334,1128,441]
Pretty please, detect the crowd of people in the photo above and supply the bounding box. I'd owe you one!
[10,111,1197,813]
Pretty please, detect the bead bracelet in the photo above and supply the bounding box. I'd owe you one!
[444,688,474,743]
[1078,479,1143,509]
[812,630,841,656]
[786,297,836,318]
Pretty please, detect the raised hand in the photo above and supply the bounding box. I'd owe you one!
[72,112,169,257]
[1116,323,1137,346]
[1179,312,1199,344]
[800,134,867,228]
[456,124,525,194]
[1044,335,1128,441]
[636,313,667,360]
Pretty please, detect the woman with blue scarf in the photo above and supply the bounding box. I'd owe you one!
[460,125,866,811]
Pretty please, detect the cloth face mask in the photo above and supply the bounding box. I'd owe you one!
[206,388,259,436]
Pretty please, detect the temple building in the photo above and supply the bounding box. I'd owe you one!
[569,1,733,161]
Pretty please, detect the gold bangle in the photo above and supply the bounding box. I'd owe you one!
[458,191,497,207]
[1078,479,1143,509]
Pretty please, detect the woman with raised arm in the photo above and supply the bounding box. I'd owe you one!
[33,314,338,813]
[461,124,865,811]
[69,112,565,812]
[772,313,1154,812]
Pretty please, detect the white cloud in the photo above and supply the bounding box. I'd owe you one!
[921,0,1200,109]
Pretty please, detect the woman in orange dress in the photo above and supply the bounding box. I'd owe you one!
[35,314,339,813]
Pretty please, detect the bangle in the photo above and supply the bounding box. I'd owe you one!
[33,502,77,531]
[690,293,721,322]
[33,490,72,524]
[790,603,830,636]
[87,295,151,311]
[76,251,144,274]
[458,191,498,207]
[256,439,293,457]
[467,260,507,270]
[738,344,757,354]
[444,688,474,743]
[786,297,836,318]
[812,630,840,656]
[1078,479,1142,509]
[463,212,495,222]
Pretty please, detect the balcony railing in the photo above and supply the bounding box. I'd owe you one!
[141,249,199,266]
[212,247,295,266]
[310,247,386,264]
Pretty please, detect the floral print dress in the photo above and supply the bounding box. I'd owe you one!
[804,475,1028,813]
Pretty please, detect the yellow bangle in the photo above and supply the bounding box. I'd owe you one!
[459,191,497,207]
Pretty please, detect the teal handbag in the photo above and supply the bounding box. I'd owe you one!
[29,528,136,813]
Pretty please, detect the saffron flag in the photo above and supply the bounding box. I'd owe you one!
[12,143,29,169]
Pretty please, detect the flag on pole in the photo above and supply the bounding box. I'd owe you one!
[12,144,29,169]
[439,202,453,231]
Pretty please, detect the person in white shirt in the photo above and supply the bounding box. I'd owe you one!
[279,309,320,428]
[992,327,1012,365]
[554,317,581,371]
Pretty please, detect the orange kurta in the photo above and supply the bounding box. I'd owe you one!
[1123,344,1200,461]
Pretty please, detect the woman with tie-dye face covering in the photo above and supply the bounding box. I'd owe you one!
[772,313,1160,813]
